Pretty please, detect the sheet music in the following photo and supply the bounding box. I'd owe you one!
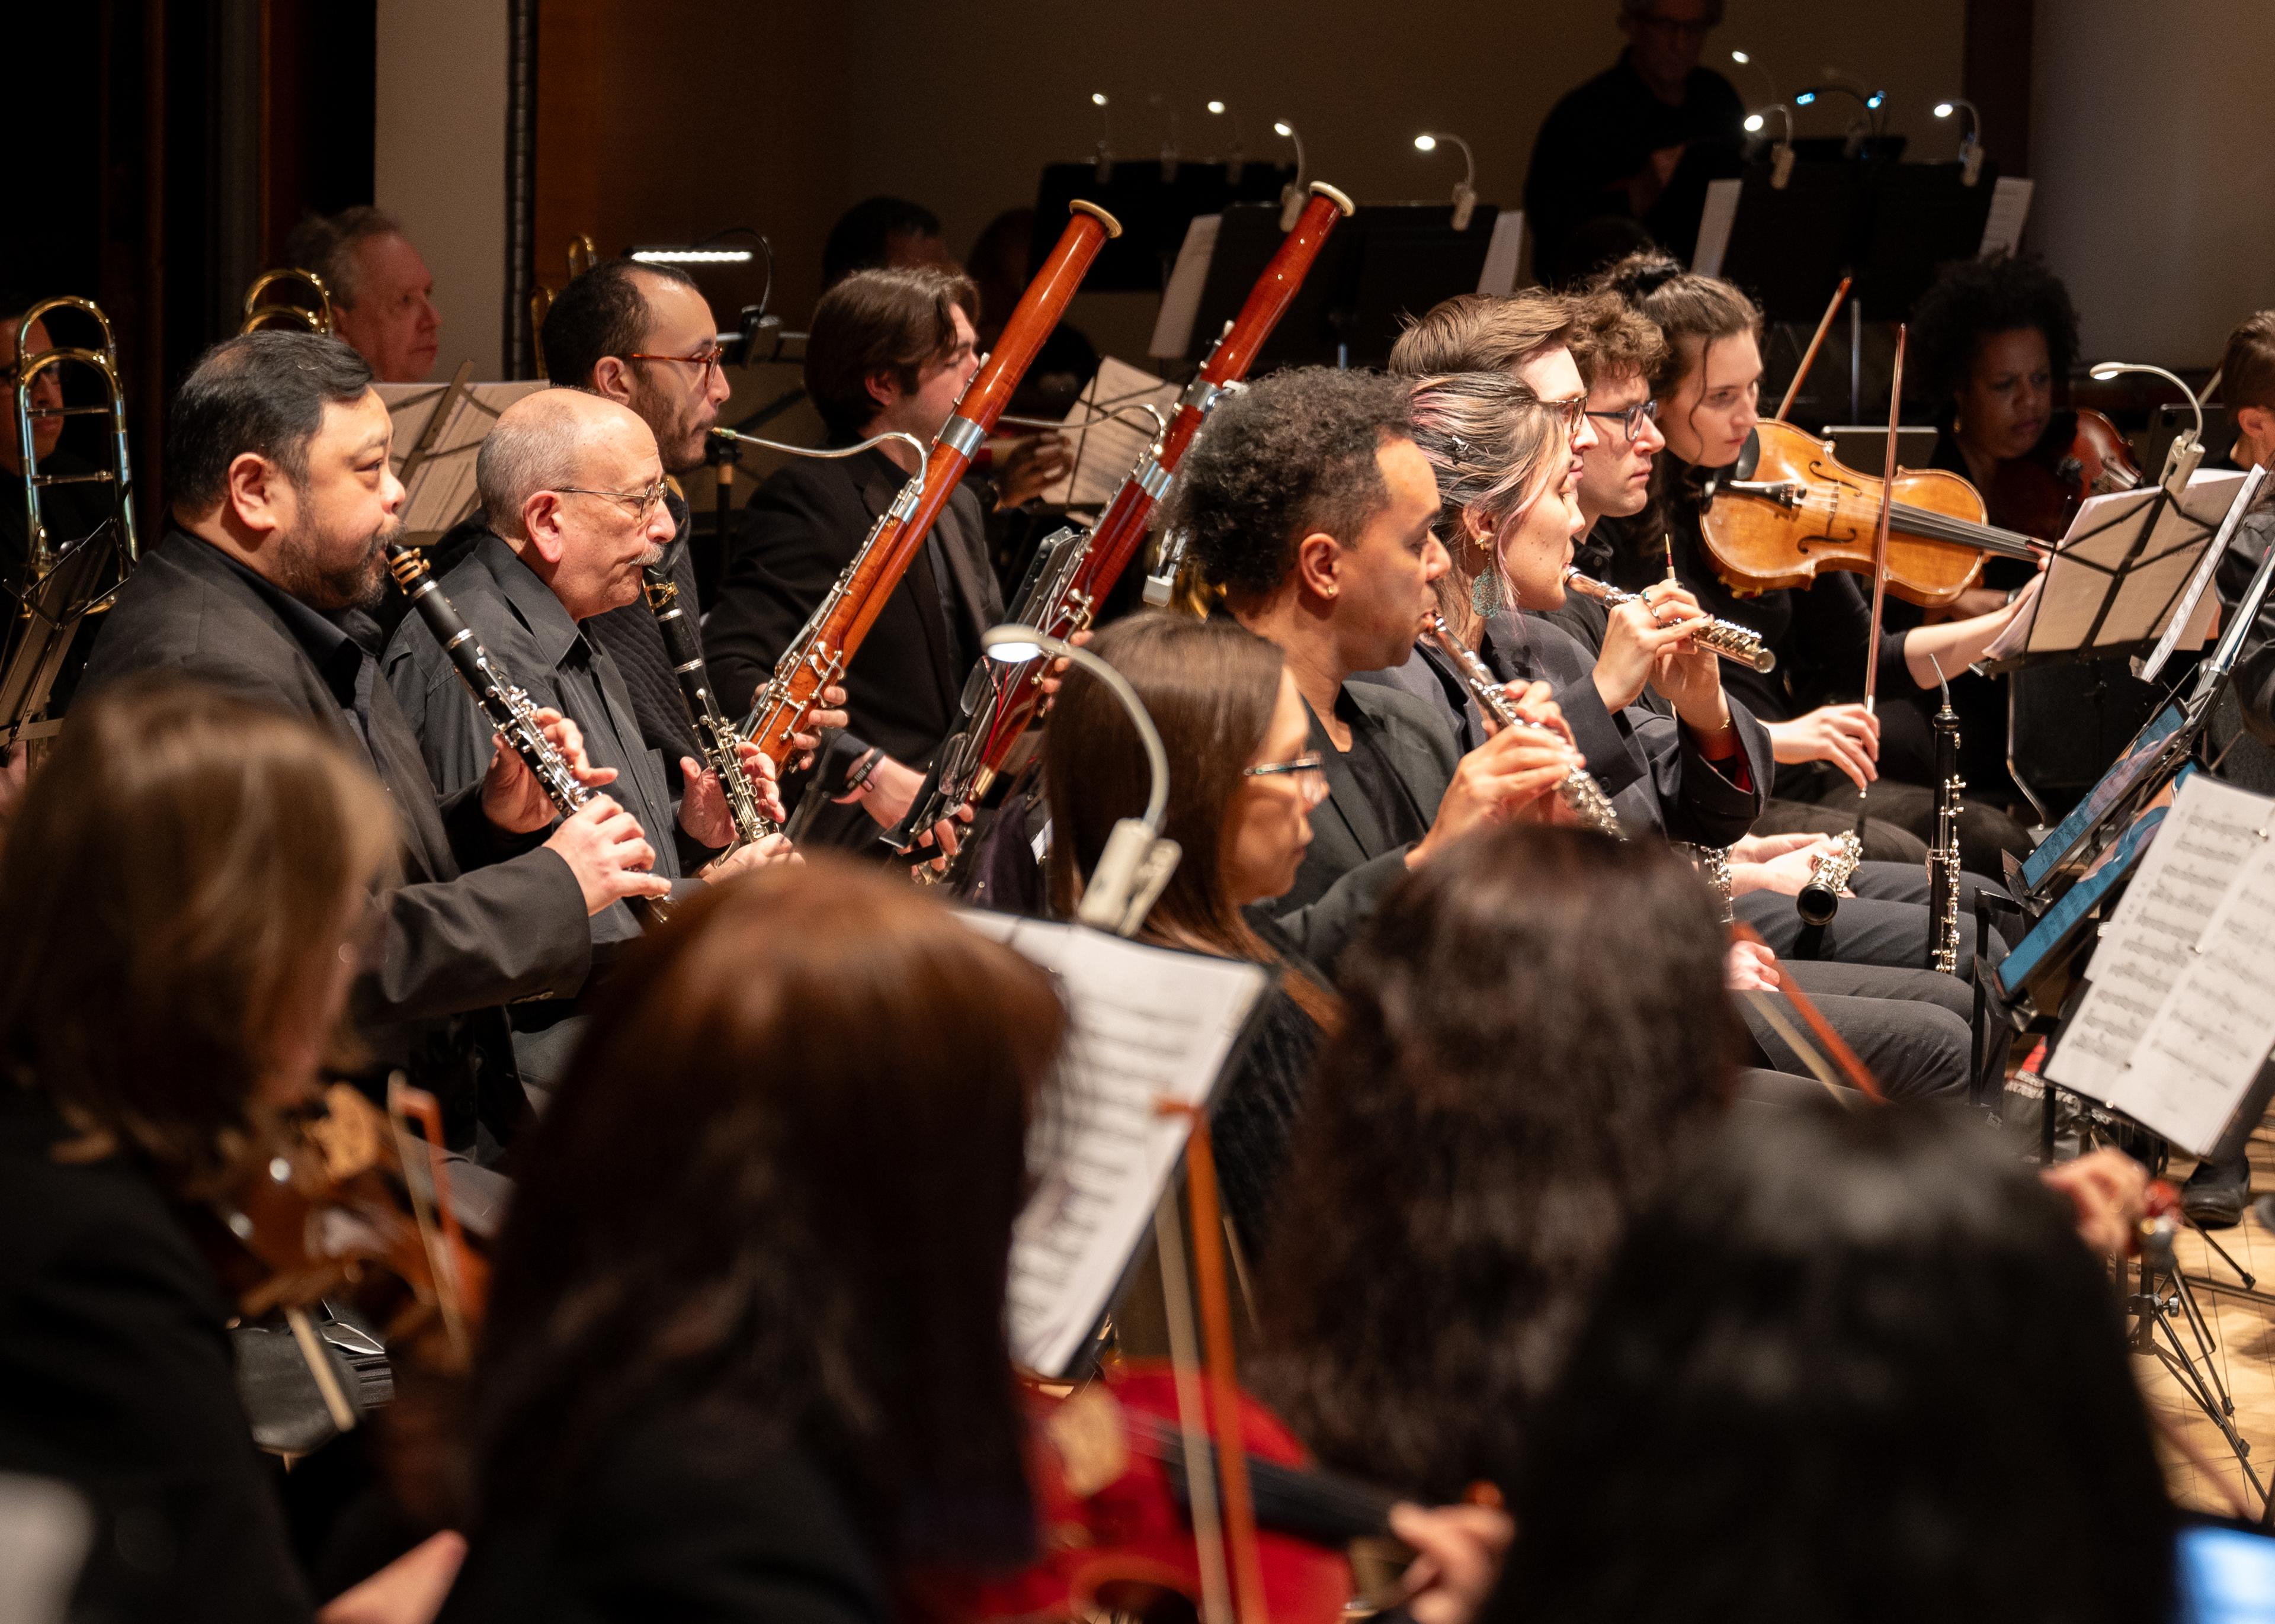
[1476,210,1525,296]
[2046,775,2275,1153]
[376,380,548,538]
[1149,213,1222,360]
[1981,573,2045,662]
[1692,179,1741,277]
[2023,469,2243,656]
[2142,464,2267,681]
[1031,357,1182,511]
[1978,177,2033,257]
[959,913,1268,1376]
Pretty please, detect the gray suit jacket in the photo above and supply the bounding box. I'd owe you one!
[1265,681,1461,970]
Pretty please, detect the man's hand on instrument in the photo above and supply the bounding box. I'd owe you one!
[1731,838,1852,898]
[992,431,1074,510]
[907,803,976,877]
[1037,628,1095,705]
[1388,1503,1515,1624]
[543,795,669,916]
[1725,938,1783,992]
[1412,716,1584,866]
[2040,1148,2151,1263]
[1764,704,1879,789]
[787,684,850,772]
[481,710,617,835]
[700,833,800,883]
[674,738,787,849]
[1731,830,1822,864]
[1593,590,1700,712]
[1476,678,1575,749]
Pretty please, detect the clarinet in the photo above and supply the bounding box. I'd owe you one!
[387,541,667,922]
[1795,830,1863,927]
[1924,669,1964,974]
[1426,614,1624,838]
[642,564,776,852]
[1561,569,1778,672]
[1677,843,1736,924]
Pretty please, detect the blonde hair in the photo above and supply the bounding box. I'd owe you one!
[1405,371,1561,613]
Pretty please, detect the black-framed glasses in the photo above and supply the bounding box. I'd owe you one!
[1585,398,1661,441]
[1243,753,1329,807]
[555,477,671,520]
[624,345,726,379]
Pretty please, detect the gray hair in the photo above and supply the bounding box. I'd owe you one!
[282,207,405,310]
[476,394,591,537]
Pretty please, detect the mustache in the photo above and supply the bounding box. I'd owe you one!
[637,541,667,569]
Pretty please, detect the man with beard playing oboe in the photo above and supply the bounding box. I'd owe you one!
[77,332,667,1154]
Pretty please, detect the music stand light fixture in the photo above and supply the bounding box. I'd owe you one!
[1413,131,1478,231]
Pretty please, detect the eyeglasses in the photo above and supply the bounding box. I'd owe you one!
[1243,753,1329,807]
[555,477,672,521]
[1538,394,1589,439]
[623,345,726,380]
[1585,398,1661,441]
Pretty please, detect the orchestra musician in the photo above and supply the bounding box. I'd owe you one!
[1588,253,2036,877]
[380,390,790,1088]
[284,208,443,384]
[1491,1105,2175,1624]
[0,680,469,1624]
[537,256,847,770]
[0,291,113,582]
[76,332,665,1151]
[1164,366,1587,965]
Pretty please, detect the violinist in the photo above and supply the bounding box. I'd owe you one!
[1166,366,1585,967]
[0,680,465,1623]
[1590,254,2034,877]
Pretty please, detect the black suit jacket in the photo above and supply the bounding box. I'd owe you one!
[1268,681,1460,970]
[704,448,1000,846]
[0,1084,312,1624]
[76,532,591,1145]
[438,1411,889,1624]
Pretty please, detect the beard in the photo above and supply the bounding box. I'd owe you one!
[274,509,403,614]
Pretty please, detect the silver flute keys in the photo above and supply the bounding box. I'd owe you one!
[1561,569,1777,673]
[1426,613,1624,839]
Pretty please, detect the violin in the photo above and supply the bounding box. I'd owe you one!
[922,1361,1397,1624]
[1987,407,2144,542]
[1700,418,2045,608]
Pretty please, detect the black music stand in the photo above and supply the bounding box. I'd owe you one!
[1031,161,1294,293]
[1850,159,2002,319]
[0,518,124,749]
[1710,159,1863,327]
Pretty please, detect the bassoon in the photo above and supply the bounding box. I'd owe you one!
[894,183,1356,849]
[738,200,1120,769]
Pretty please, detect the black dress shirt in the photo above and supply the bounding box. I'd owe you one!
[76,532,591,1148]
[0,1084,313,1624]
[1523,50,1745,285]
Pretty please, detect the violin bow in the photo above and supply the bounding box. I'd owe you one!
[386,1073,474,1368]
[1732,925,1887,1102]
[1854,322,1907,848]
[1774,275,1852,422]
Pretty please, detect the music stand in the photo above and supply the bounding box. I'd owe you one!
[0,518,124,748]
[1031,161,1294,294]
[1850,159,2002,319]
[1706,159,1863,327]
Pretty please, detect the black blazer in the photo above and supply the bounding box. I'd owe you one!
[76,532,592,1144]
[438,1411,889,1624]
[704,448,1001,768]
[1267,680,1462,970]
[0,1084,312,1624]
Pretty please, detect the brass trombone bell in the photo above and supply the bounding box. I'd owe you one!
[13,296,139,577]
[241,267,335,335]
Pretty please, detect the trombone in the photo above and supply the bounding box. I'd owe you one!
[14,297,139,576]
[241,267,335,335]
[528,234,597,377]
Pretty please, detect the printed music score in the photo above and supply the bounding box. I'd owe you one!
[2047,775,2275,1154]
[957,912,1268,1376]
[376,376,547,542]
[1029,356,1183,512]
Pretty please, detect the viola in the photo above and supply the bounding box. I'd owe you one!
[1700,419,2044,608]
[922,1361,1396,1624]
[1986,407,2143,542]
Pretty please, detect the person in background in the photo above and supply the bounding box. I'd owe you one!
[1523,0,1744,287]
[821,196,951,290]
[284,208,441,384]
[1489,1104,2175,1624]
[0,681,470,1624]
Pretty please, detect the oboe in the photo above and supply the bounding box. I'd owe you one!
[1561,569,1777,672]
[642,564,776,852]
[1795,830,1862,927]
[1924,662,1963,974]
[387,540,666,921]
[1426,613,1624,838]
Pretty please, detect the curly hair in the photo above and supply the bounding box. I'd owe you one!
[1910,251,2079,413]
[1565,289,1670,391]
[1168,366,1412,600]
[1251,826,1739,1502]
[1591,251,1760,399]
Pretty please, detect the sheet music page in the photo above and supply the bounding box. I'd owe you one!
[377,381,547,537]
[960,913,1268,1376]
[1476,211,1525,296]
[1981,573,2045,662]
[1149,213,1222,360]
[2045,774,2265,1102]
[1691,179,1741,277]
[2026,471,2244,654]
[1979,177,2033,257]
[1032,357,1181,511]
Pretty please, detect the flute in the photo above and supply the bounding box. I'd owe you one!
[1427,614,1624,839]
[1561,569,1777,673]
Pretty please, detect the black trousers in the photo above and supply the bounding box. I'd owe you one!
[1751,795,1929,862]
[1773,763,2033,878]
[1737,958,1973,1103]
[1737,861,2008,979]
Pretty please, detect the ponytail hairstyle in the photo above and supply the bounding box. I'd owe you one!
[1404,371,1561,624]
